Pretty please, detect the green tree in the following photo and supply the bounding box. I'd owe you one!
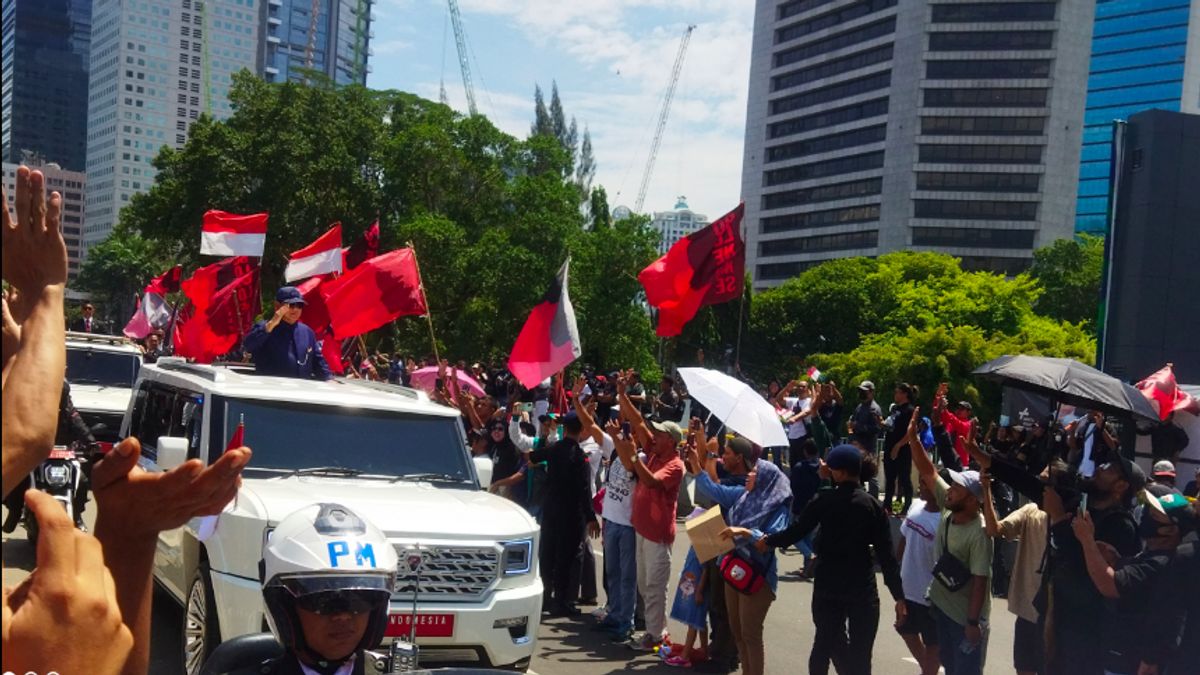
[1028,233,1104,327]
[74,226,174,324]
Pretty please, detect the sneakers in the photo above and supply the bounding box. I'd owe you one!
[626,632,665,652]
[590,606,609,621]
[608,626,634,643]
[664,655,692,667]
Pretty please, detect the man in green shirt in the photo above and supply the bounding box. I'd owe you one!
[905,408,992,675]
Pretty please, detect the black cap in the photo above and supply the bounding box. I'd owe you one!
[276,286,305,306]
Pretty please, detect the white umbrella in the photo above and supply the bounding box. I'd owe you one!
[677,367,789,448]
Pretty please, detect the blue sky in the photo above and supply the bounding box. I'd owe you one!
[366,0,755,220]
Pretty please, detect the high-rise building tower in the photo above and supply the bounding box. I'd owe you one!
[84,0,261,252]
[650,197,710,255]
[2,0,92,171]
[741,0,1094,289]
[1074,0,1200,234]
[260,0,373,85]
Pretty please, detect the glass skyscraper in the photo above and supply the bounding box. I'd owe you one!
[260,0,373,86]
[1,0,92,170]
[1075,0,1200,233]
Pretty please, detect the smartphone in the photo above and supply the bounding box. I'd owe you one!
[620,421,631,440]
[516,402,534,414]
[1079,492,1089,515]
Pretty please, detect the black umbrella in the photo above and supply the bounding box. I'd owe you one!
[972,355,1159,423]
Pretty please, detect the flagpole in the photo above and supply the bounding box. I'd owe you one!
[407,241,441,365]
[165,298,188,356]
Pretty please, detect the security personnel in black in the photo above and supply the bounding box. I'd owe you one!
[244,286,332,381]
[529,412,600,616]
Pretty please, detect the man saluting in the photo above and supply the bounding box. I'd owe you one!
[243,286,332,381]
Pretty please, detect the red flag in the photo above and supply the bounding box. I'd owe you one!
[181,257,258,312]
[639,203,744,337]
[1137,364,1200,420]
[174,266,260,363]
[285,224,343,282]
[344,220,380,271]
[295,276,344,375]
[200,210,269,257]
[507,259,581,390]
[145,265,183,295]
[321,248,426,340]
[225,416,245,451]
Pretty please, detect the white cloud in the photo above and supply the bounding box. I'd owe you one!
[373,39,415,56]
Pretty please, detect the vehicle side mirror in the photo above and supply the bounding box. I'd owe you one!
[473,455,493,490]
[157,436,189,471]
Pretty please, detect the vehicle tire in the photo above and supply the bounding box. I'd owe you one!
[183,564,221,675]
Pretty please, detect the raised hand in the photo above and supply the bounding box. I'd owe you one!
[1,167,68,305]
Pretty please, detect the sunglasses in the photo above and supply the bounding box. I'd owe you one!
[294,589,384,616]
[287,302,305,309]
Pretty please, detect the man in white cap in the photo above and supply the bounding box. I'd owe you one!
[1151,460,1178,492]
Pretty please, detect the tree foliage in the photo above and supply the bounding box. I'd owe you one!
[74,225,174,323]
[1028,233,1104,327]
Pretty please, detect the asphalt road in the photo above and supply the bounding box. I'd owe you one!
[3,507,1016,675]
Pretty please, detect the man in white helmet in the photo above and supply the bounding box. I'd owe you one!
[219,503,398,675]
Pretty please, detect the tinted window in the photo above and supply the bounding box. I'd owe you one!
[759,230,879,256]
[769,98,889,139]
[766,124,887,163]
[926,59,1052,79]
[778,0,839,21]
[929,30,1054,51]
[763,177,883,210]
[913,199,1038,221]
[958,256,1033,274]
[771,72,892,115]
[912,226,1036,248]
[761,204,881,233]
[224,398,472,480]
[776,0,897,45]
[764,151,885,186]
[67,348,141,388]
[774,18,896,69]
[772,44,893,93]
[921,116,1045,135]
[758,259,831,280]
[916,171,1041,192]
[931,2,1056,22]
[129,383,203,459]
[919,144,1043,164]
[923,88,1047,107]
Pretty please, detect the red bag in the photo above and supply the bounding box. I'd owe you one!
[593,486,606,516]
[719,551,766,595]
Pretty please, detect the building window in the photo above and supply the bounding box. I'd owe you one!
[761,204,881,233]
[764,151,886,186]
[773,18,896,69]
[757,259,832,280]
[912,226,1035,248]
[772,44,893,93]
[759,230,880,256]
[769,98,889,139]
[916,171,1041,193]
[921,116,1046,136]
[913,200,1038,221]
[770,72,891,116]
[926,59,1052,79]
[775,0,897,46]
[958,256,1032,274]
[766,124,887,163]
[919,144,1043,164]
[923,88,1048,107]
[930,2,1057,23]
[777,0,839,21]
[762,177,884,210]
[928,30,1054,51]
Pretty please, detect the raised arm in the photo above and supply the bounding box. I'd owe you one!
[1070,510,1119,599]
[617,372,653,449]
[906,406,937,483]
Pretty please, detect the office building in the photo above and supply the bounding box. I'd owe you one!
[1075,0,1200,234]
[1098,110,1200,381]
[260,0,373,85]
[3,161,87,279]
[2,0,92,170]
[741,0,1094,288]
[84,0,262,252]
[650,197,710,255]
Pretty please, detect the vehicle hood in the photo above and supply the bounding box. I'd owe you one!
[238,475,538,541]
[70,384,133,415]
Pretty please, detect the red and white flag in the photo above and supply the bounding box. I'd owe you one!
[1137,364,1200,420]
[507,259,581,390]
[285,224,343,282]
[122,291,172,340]
[200,210,269,257]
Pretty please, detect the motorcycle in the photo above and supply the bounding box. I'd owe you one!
[22,444,86,547]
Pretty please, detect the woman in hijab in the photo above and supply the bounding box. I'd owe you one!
[687,437,792,675]
[486,418,523,491]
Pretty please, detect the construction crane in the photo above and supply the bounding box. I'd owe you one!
[634,24,695,214]
[446,0,478,115]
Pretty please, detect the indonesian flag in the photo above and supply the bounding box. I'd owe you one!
[285,224,343,282]
[639,203,745,337]
[200,210,269,257]
[507,259,582,390]
[806,366,822,382]
[1136,364,1200,421]
[344,220,380,271]
[122,291,172,340]
[321,248,427,340]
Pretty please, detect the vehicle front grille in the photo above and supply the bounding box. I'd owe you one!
[392,545,500,601]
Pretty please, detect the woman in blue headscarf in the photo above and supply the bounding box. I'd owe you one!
[687,437,792,675]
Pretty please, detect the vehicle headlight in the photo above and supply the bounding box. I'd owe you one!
[501,539,533,576]
[46,465,71,487]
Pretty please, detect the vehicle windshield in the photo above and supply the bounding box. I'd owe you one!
[67,348,141,388]
[223,398,473,481]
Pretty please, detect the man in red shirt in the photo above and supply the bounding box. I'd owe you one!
[613,376,685,652]
[935,383,973,469]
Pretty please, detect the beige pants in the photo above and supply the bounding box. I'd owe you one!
[635,534,673,640]
[724,583,775,675]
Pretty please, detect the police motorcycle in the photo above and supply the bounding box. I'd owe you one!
[200,503,511,675]
[1,424,106,548]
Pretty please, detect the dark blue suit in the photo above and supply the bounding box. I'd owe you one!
[243,320,332,381]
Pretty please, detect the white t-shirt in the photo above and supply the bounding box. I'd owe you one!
[602,448,639,527]
[579,432,613,497]
[783,396,812,440]
[899,499,942,605]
